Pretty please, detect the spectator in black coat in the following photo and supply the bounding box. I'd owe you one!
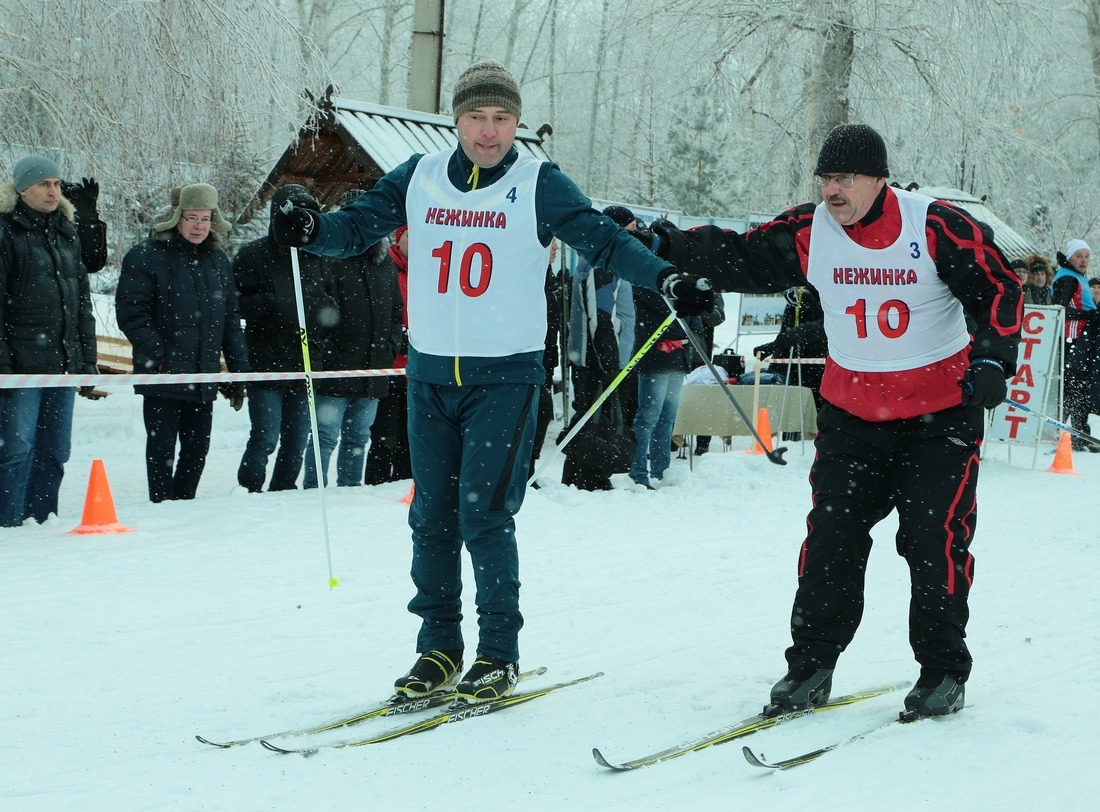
[1,156,99,526]
[363,227,412,485]
[61,177,108,274]
[304,192,403,488]
[116,183,250,502]
[234,185,337,492]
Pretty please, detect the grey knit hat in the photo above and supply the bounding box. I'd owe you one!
[814,124,890,177]
[154,183,231,234]
[13,156,62,192]
[451,60,522,122]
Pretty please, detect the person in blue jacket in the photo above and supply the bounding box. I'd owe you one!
[270,59,711,705]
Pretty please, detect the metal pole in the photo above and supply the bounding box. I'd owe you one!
[527,311,676,485]
[282,214,337,588]
[1002,399,1100,448]
[665,296,787,465]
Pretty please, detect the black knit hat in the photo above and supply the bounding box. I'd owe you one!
[602,205,636,228]
[814,124,890,177]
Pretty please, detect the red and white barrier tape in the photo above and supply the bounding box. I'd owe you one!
[0,368,407,390]
[753,357,826,365]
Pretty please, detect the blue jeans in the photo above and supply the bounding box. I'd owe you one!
[237,386,310,492]
[0,387,75,526]
[303,395,379,488]
[630,371,685,485]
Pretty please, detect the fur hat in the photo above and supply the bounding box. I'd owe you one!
[13,156,62,192]
[154,183,230,234]
[452,60,522,122]
[814,124,890,177]
[1064,239,1090,260]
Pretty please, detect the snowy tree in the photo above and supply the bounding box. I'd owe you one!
[655,88,733,215]
[0,0,330,268]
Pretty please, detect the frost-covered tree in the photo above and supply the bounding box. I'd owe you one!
[0,0,330,270]
[655,88,732,216]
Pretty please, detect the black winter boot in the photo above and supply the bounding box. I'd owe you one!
[766,667,833,714]
[900,670,965,721]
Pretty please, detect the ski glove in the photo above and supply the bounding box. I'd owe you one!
[959,358,1006,409]
[659,271,715,318]
[271,203,318,247]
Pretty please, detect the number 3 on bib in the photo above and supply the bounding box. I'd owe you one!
[844,298,911,339]
[432,240,493,297]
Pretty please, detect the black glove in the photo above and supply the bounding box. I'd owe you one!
[753,331,792,359]
[659,271,715,318]
[271,203,318,247]
[62,177,100,220]
[959,358,1007,409]
[219,383,246,411]
[753,341,777,359]
[78,386,106,400]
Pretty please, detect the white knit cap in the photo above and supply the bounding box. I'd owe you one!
[1064,239,1090,259]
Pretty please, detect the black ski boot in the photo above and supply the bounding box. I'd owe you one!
[765,667,834,715]
[393,650,464,699]
[900,670,965,722]
[454,657,519,704]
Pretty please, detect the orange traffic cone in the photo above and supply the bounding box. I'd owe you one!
[747,408,775,455]
[1046,431,1078,475]
[399,483,416,504]
[69,459,133,534]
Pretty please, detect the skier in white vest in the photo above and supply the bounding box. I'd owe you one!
[637,124,1021,721]
[271,60,711,705]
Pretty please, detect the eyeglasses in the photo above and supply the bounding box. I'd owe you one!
[815,173,857,188]
[1029,270,1046,275]
[182,215,212,225]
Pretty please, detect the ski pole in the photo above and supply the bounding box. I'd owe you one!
[1002,398,1100,448]
[665,295,787,465]
[527,311,676,486]
[281,200,338,589]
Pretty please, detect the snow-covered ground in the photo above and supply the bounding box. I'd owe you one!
[3,383,1098,811]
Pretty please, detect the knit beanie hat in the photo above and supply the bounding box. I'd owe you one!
[603,205,636,228]
[452,60,522,122]
[13,156,62,192]
[1064,239,1090,260]
[154,182,231,234]
[814,124,890,177]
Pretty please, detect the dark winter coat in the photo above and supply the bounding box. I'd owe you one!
[234,187,336,391]
[0,182,97,375]
[317,241,404,399]
[116,229,250,402]
[766,286,827,393]
[632,285,694,374]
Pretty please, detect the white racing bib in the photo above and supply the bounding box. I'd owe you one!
[404,151,550,357]
[806,189,970,372]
